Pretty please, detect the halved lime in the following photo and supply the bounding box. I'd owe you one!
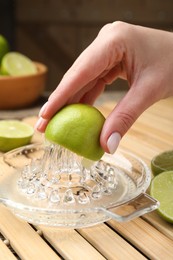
[45,104,105,161]
[0,120,34,152]
[0,35,9,63]
[150,171,173,223]
[151,150,173,176]
[1,52,37,76]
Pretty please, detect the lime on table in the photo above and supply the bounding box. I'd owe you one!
[0,120,34,152]
[151,150,173,176]
[0,35,9,63]
[1,52,37,76]
[150,171,173,223]
[45,103,105,161]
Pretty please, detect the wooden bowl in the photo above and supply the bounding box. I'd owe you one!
[0,62,48,109]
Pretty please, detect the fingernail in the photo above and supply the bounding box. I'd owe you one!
[39,101,48,117]
[34,117,45,131]
[107,132,121,154]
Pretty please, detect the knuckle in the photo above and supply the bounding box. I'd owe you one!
[99,21,128,35]
[111,21,128,30]
[111,21,130,40]
[98,21,131,50]
[116,111,136,134]
[98,23,113,35]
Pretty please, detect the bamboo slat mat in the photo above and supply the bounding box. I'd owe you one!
[0,91,173,259]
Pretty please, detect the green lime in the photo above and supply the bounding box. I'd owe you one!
[1,52,37,76]
[0,120,34,152]
[0,35,9,63]
[151,150,173,176]
[45,104,105,161]
[150,171,173,223]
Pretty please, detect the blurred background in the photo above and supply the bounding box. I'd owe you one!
[1,0,173,92]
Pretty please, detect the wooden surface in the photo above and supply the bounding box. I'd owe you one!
[0,91,173,259]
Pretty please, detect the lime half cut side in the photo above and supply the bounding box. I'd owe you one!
[151,150,173,176]
[0,120,34,152]
[150,171,173,223]
[1,52,37,76]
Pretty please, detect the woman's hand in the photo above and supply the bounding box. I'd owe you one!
[35,22,173,154]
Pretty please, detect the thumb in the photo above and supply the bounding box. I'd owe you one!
[100,87,156,154]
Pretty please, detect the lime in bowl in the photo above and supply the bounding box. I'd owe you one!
[0,52,47,109]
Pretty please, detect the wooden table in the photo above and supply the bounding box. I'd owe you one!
[0,91,173,260]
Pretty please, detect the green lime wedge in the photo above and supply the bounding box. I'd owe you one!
[1,52,37,76]
[150,171,173,223]
[0,35,9,63]
[151,150,173,176]
[0,120,34,152]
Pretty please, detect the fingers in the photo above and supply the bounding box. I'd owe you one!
[100,85,157,153]
[67,79,98,104]
[34,118,49,133]
[35,79,106,133]
[37,23,125,121]
[80,79,106,104]
[39,42,108,120]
